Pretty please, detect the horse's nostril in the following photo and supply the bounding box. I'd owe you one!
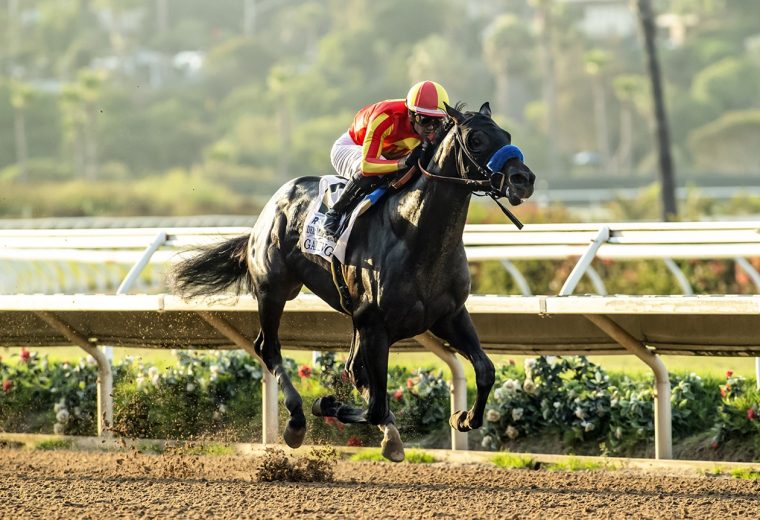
[509,173,529,187]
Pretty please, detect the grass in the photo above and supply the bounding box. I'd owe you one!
[546,456,611,472]
[349,448,436,463]
[704,466,760,480]
[404,449,437,464]
[349,449,386,462]
[492,452,535,469]
[730,468,760,480]
[34,439,73,450]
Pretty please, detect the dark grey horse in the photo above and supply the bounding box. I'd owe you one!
[172,102,535,461]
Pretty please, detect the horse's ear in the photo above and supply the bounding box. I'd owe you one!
[444,102,465,124]
[479,102,492,118]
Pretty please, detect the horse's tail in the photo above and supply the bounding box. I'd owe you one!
[171,235,252,298]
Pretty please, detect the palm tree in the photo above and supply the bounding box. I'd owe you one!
[636,0,677,220]
[584,49,612,174]
[9,81,32,182]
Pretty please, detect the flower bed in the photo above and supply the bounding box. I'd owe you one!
[1,349,758,458]
[481,356,756,458]
[0,349,451,448]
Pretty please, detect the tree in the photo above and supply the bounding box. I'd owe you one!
[482,14,534,121]
[9,80,32,182]
[530,0,561,175]
[584,49,612,173]
[636,0,677,220]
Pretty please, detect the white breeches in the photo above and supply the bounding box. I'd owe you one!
[330,132,364,179]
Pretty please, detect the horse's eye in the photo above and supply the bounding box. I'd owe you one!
[469,134,483,149]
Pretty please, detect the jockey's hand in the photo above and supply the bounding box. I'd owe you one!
[399,145,424,172]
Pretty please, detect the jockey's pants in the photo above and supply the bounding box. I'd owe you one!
[330,132,386,191]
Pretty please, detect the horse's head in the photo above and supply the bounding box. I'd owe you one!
[440,102,535,206]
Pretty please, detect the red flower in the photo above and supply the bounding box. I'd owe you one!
[720,387,727,398]
[393,389,403,401]
[324,416,344,431]
[726,370,734,378]
[347,436,363,447]
[297,365,312,378]
[508,359,516,366]
[710,440,719,450]
[20,348,30,363]
[2,380,11,393]
[406,378,414,389]
[340,371,349,383]
[748,408,757,421]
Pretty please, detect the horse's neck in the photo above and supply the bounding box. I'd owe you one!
[393,150,471,256]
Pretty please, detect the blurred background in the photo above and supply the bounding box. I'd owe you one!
[1,0,759,222]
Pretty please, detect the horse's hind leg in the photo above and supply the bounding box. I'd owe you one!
[431,308,495,432]
[311,327,404,462]
[357,324,404,462]
[254,290,307,448]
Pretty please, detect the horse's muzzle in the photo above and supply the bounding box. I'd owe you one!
[506,164,535,205]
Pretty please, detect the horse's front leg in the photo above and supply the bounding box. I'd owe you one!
[431,308,495,432]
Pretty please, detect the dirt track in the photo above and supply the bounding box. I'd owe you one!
[1,448,759,519]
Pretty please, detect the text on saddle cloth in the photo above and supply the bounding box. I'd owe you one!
[300,175,388,263]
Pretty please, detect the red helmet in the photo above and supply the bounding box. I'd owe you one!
[405,81,449,117]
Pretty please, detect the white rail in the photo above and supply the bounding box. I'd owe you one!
[2,220,760,460]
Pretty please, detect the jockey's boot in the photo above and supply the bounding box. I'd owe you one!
[323,177,370,241]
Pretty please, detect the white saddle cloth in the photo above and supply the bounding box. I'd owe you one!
[300,176,378,263]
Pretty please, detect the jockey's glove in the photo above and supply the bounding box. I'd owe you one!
[398,144,424,172]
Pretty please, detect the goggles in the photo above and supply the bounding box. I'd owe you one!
[413,114,445,127]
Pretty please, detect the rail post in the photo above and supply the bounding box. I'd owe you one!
[414,332,468,451]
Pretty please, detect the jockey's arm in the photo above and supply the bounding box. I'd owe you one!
[360,113,405,176]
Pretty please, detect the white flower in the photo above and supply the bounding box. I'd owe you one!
[574,407,587,420]
[148,366,159,378]
[212,410,222,421]
[523,358,536,372]
[505,425,519,440]
[481,435,494,449]
[486,409,501,423]
[614,426,623,439]
[151,373,161,387]
[56,409,70,424]
[73,406,81,417]
[135,375,146,392]
[503,379,518,392]
[54,399,66,413]
[186,383,196,392]
[582,421,595,432]
[553,401,561,409]
[523,379,537,395]
[494,388,506,402]
[511,408,524,422]
[545,356,558,365]
[218,404,227,414]
[53,423,65,435]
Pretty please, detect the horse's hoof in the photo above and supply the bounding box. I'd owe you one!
[380,424,405,463]
[449,410,472,432]
[311,395,337,417]
[283,417,307,448]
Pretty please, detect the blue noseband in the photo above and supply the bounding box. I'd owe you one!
[486,144,524,173]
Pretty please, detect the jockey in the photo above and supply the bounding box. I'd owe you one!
[323,80,450,240]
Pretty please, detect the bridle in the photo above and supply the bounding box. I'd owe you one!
[416,116,526,229]
[417,118,492,189]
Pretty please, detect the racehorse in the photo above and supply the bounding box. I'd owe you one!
[171,102,535,461]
